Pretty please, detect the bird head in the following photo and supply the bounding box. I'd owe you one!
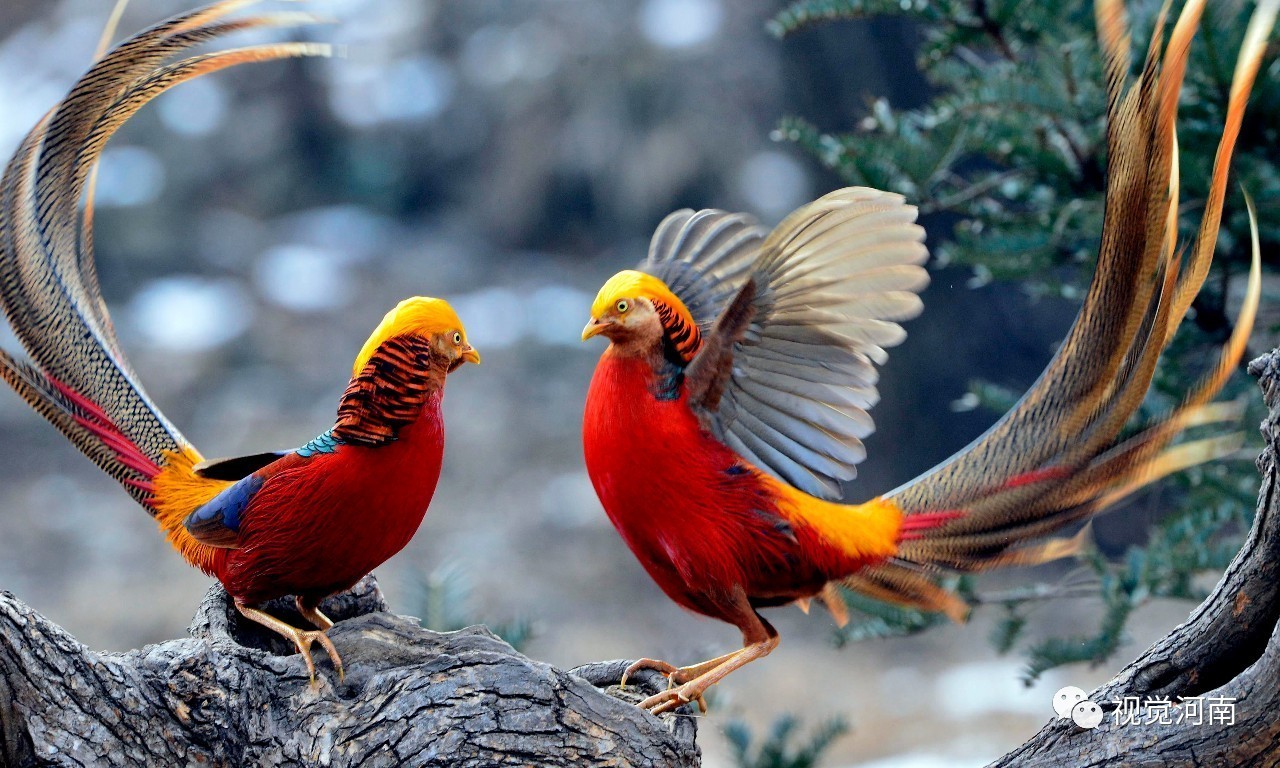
[582,270,693,350]
[353,297,480,375]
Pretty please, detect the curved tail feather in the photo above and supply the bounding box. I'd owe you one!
[855,0,1275,616]
[0,2,327,566]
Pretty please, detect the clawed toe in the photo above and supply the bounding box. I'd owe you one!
[638,684,708,715]
[236,602,345,686]
[624,639,777,716]
[621,657,682,689]
[295,628,345,686]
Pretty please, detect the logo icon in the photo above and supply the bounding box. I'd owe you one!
[1053,686,1086,718]
[1071,699,1104,729]
[1053,686,1102,729]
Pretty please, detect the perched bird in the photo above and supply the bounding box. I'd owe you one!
[582,0,1274,714]
[0,2,479,682]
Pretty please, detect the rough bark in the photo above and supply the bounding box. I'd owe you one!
[990,350,1280,768]
[0,575,698,767]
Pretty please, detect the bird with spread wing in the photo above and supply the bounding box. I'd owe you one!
[0,1,479,684]
[581,0,1274,714]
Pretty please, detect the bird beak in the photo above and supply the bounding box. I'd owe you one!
[581,317,609,341]
[461,345,481,365]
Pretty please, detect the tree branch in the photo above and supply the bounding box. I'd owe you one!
[0,575,699,767]
[991,349,1280,767]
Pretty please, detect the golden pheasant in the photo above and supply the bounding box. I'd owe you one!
[581,0,1272,714]
[0,2,479,683]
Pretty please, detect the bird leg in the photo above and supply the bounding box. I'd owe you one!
[637,635,780,715]
[618,650,741,713]
[295,596,335,631]
[235,602,345,686]
[621,649,742,688]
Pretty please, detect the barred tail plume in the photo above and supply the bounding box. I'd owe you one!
[0,1,329,565]
[840,0,1275,620]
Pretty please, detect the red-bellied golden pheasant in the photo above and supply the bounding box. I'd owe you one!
[581,0,1273,714]
[0,2,479,683]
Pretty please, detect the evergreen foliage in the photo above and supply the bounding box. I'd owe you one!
[724,714,850,768]
[771,0,1279,301]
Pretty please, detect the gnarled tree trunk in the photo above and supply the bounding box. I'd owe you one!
[0,575,698,767]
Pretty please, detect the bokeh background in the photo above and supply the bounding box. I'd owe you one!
[0,1,1238,765]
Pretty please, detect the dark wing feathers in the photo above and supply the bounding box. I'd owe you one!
[684,277,757,413]
[194,451,291,481]
[643,188,928,499]
[0,2,328,507]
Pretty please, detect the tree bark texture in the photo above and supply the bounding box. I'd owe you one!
[991,350,1280,767]
[0,575,698,767]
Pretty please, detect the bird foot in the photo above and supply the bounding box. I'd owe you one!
[619,658,708,714]
[637,681,708,715]
[620,658,684,687]
[623,638,778,716]
[292,627,345,688]
[235,603,345,687]
[620,651,740,689]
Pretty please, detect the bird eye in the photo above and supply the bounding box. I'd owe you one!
[452,332,462,345]
[616,299,629,313]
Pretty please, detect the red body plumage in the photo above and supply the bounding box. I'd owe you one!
[583,350,878,624]
[212,393,446,605]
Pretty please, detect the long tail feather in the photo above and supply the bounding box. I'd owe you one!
[861,0,1275,615]
[0,3,326,537]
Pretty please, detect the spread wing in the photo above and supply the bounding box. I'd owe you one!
[655,188,929,499]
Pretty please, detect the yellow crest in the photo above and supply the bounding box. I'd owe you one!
[353,297,468,375]
[590,271,680,318]
[589,270,703,360]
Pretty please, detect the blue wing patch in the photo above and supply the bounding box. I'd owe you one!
[183,474,266,548]
[185,430,340,548]
[297,429,343,457]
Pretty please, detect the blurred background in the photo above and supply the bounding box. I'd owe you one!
[0,1,1258,766]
